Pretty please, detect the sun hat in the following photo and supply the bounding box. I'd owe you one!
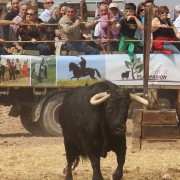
[109,3,118,9]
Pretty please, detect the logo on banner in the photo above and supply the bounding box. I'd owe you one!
[122,57,167,80]
[121,57,143,80]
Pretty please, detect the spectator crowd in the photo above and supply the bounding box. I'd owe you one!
[0,0,180,59]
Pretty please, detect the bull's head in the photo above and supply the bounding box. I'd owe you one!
[90,90,148,135]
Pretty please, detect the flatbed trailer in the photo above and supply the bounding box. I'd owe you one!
[0,53,180,136]
[0,0,180,138]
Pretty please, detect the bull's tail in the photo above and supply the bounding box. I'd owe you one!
[72,156,80,170]
[94,69,101,78]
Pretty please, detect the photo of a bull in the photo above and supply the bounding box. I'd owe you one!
[121,71,130,79]
[59,81,148,180]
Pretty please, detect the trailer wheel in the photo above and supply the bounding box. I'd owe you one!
[40,92,65,136]
[20,106,45,136]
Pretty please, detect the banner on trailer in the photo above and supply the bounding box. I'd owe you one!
[0,54,180,87]
[56,55,106,87]
[105,54,180,86]
[0,55,31,86]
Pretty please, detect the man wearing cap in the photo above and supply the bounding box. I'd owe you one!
[98,3,121,52]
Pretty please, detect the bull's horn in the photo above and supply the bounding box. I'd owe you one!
[130,94,149,106]
[90,92,111,106]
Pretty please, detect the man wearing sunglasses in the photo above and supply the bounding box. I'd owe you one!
[39,0,54,22]
[9,2,29,51]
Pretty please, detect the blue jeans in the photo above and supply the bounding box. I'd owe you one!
[63,41,99,55]
[163,42,180,54]
[0,47,11,55]
[23,43,50,55]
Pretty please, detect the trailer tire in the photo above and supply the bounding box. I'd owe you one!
[40,92,65,136]
[20,106,45,136]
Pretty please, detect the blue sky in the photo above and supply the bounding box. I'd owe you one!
[56,55,106,80]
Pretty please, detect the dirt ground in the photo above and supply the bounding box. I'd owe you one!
[0,106,180,180]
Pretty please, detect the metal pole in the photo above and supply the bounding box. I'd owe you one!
[143,7,153,110]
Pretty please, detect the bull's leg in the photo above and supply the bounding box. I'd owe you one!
[100,121,107,158]
[112,136,126,180]
[64,140,78,180]
[89,155,103,180]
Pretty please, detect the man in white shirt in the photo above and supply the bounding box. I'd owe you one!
[173,5,180,32]
[39,0,54,22]
[173,5,180,50]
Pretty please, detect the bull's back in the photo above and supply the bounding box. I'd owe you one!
[59,87,89,132]
[59,81,120,133]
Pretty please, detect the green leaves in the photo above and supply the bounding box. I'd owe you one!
[135,64,143,73]
[125,60,132,68]
[124,57,143,79]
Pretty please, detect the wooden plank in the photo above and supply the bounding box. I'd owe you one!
[61,50,69,55]
[132,138,141,152]
[141,139,180,149]
[132,123,141,138]
[142,125,180,139]
[22,50,39,56]
[133,109,142,124]
[69,51,85,55]
[60,50,85,55]
[143,110,177,125]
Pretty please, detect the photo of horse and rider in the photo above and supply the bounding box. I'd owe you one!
[31,56,56,86]
[56,55,105,87]
[0,55,30,86]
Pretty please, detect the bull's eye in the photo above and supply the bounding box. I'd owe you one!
[107,107,112,112]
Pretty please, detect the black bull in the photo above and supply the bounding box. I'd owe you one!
[59,81,148,180]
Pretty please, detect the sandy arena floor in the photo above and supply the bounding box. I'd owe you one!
[0,106,180,180]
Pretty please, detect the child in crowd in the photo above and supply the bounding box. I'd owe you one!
[114,3,144,61]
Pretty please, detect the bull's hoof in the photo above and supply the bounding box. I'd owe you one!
[63,166,68,174]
